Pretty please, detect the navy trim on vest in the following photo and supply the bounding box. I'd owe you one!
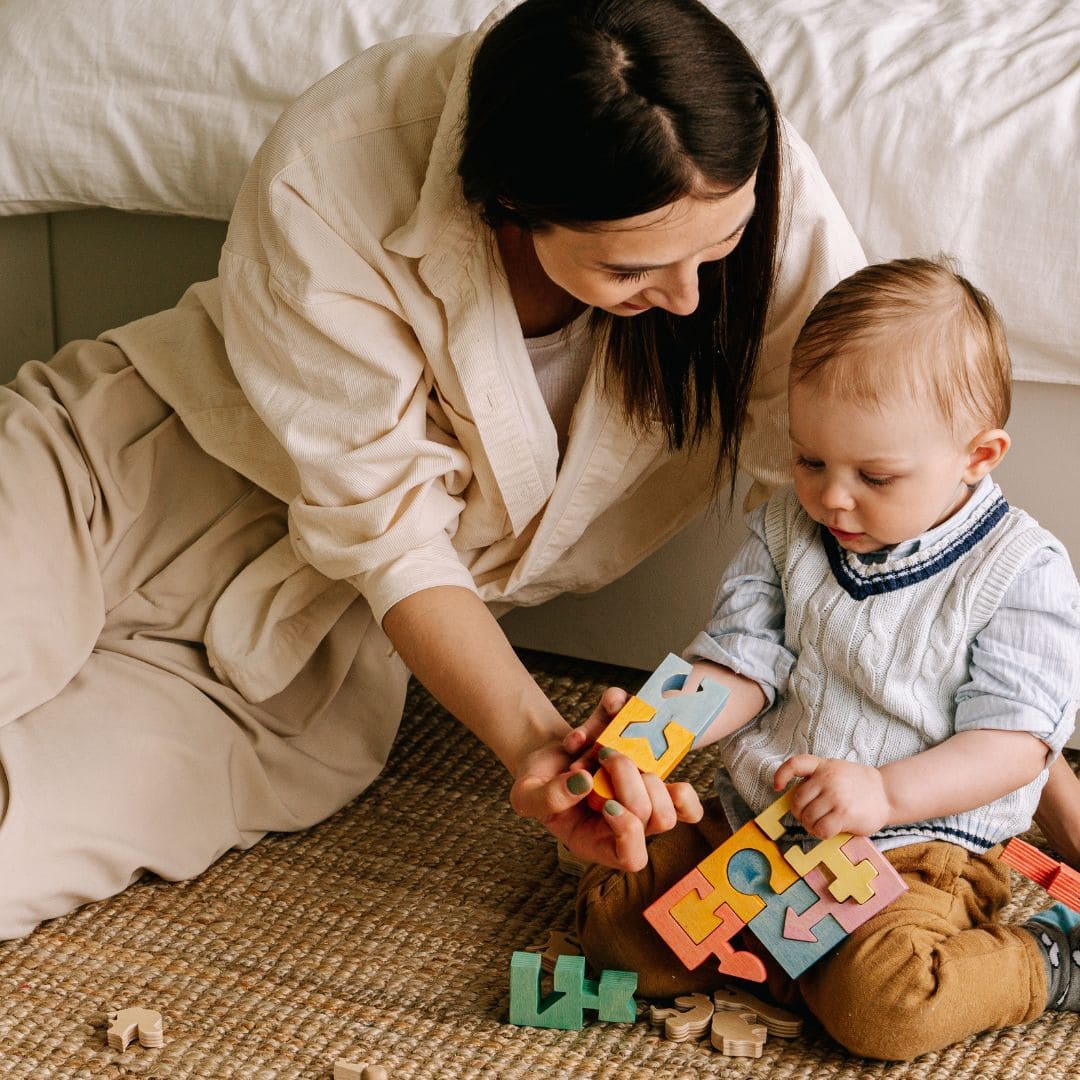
[822,495,1010,600]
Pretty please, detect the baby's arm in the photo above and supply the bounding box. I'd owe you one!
[778,539,1080,839]
[775,730,1048,839]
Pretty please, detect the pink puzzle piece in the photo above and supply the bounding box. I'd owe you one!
[643,868,767,982]
[783,835,907,942]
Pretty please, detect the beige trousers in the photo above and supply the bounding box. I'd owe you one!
[576,796,1049,1061]
[0,341,406,939]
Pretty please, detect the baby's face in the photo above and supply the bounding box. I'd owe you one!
[787,381,978,553]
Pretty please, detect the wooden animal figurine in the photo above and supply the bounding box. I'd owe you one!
[525,929,582,973]
[712,985,803,1038]
[710,1006,767,1057]
[644,785,908,981]
[106,1007,164,1051]
[586,654,728,810]
[648,992,714,1042]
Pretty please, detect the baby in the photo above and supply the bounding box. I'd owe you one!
[576,257,1080,1060]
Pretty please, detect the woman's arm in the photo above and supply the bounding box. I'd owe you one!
[382,585,702,871]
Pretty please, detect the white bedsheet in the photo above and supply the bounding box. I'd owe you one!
[1,0,1077,384]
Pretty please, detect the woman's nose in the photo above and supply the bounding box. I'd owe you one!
[649,267,700,316]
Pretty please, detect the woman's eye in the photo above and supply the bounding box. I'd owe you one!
[608,269,649,283]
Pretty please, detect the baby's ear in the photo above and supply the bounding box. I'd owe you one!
[963,427,1010,482]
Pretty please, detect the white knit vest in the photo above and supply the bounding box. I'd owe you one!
[721,486,1054,851]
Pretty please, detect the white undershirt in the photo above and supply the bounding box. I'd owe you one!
[524,311,593,457]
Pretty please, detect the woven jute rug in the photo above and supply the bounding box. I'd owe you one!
[2,648,1079,1079]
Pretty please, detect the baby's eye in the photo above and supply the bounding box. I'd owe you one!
[607,269,649,283]
[794,455,823,471]
[860,473,895,487]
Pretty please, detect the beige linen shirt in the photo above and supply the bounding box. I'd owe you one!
[106,16,864,704]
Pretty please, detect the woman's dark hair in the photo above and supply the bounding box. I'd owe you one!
[458,0,782,487]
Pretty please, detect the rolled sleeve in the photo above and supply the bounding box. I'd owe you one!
[221,233,475,613]
[955,543,1080,757]
[684,504,796,707]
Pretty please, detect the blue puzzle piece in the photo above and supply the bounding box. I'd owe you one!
[728,848,849,979]
[623,654,729,758]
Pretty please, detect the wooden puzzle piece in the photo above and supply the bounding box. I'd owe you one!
[648,993,714,1041]
[712,986,803,1038]
[629,654,730,748]
[588,702,695,809]
[782,831,878,903]
[730,848,848,979]
[587,655,728,810]
[710,1007,767,1057]
[509,951,637,1030]
[694,819,800,923]
[106,1007,164,1051]
[643,867,767,982]
[784,835,907,940]
[525,929,582,973]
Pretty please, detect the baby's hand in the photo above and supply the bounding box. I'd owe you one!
[773,755,890,838]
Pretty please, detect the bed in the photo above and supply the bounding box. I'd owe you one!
[2,0,1077,694]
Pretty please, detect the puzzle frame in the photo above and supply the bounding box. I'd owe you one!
[644,787,908,980]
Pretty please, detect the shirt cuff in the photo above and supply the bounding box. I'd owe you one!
[350,533,479,625]
[683,629,792,711]
[954,694,1078,760]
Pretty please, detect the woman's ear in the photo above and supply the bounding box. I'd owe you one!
[963,427,1011,483]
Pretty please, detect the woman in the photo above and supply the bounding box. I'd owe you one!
[0,0,863,938]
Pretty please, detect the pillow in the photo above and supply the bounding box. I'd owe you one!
[0,0,495,220]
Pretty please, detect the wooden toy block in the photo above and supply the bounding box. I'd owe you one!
[648,993,714,1041]
[525,929,582,973]
[335,1065,388,1080]
[782,831,878,903]
[106,1007,164,1052]
[643,868,767,982]
[508,951,637,1030]
[783,835,907,940]
[1048,863,1080,912]
[710,1007,767,1057]
[1001,837,1057,887]
[1001,837,1080,913]
[712,986,803,1038]
[587,654,728,809]
[734,852,848,979]
[694,819,800,923]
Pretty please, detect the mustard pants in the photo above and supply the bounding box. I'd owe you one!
[576,796,1048,1061]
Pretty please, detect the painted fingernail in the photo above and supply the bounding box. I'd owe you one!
[604,800,623,816]
[568,772,592,796]
[598,747,616,761]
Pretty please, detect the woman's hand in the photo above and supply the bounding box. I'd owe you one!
[773,755,889,838]
[509,686,703,871]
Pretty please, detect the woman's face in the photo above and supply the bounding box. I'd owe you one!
[530,175,756,318]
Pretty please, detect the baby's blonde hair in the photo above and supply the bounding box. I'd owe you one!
[790,257,1011,433]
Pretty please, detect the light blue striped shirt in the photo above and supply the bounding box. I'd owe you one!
[686,476,1080,849]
